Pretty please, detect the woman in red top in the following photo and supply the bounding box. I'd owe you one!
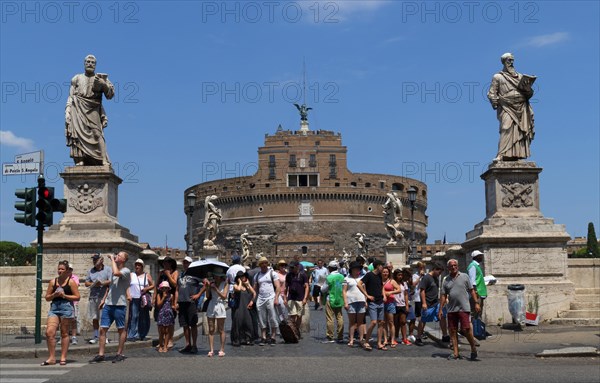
[381,267,401,349]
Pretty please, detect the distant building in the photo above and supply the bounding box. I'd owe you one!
[185,118,428,265]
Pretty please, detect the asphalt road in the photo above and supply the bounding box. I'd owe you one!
[3,308,598,383]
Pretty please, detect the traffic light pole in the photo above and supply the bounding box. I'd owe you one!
[34,214,44,344]
[34,175,45,344]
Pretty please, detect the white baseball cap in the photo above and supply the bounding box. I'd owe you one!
[328,260,339,269]
[183,256,193,263]
[471,250,484,258]
[134,258,144,265]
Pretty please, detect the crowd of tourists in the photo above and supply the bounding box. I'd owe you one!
[41,249,487,364]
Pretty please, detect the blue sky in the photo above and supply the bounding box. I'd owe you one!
[1,0,599,250]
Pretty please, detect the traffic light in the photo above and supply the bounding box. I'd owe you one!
[36,186,54,226]
[14,188,37,227]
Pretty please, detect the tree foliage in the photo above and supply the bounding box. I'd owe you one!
[0,241,36,266]
[586,222,600,257]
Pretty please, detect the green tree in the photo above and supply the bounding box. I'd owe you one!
[587,222,600,257]
[0,241,35,266]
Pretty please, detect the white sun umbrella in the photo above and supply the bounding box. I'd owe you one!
[187,259,229,279]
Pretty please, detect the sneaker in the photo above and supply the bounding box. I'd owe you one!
[57,338,61,345]
[105,338,110,344]
[321,338,335,344]
[190,346,198,354]
[408,335,416,343]
[470,351,478,361]
[71,337,78,345]
[448,354,462,360]
[90,354,105,363]
[414,338,424,346]
[88,338,98,344]
[112,354,126,363]
[442,335,451,343]
[259,338,267,346]
[402,339,412,346]
[269,338,276,346]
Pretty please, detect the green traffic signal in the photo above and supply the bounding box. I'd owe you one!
[14,188,37,227]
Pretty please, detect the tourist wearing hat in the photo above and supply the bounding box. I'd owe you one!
[322,260,345,343]
[156,281,176,353]
[175,256,204,354]
[467,250,487,321]
[283,260,308,333]
[253,256,281,346]
[154,256,178,350]
[90,251,131,363]
[343,261,368,348]
[231,270,256,346]
[205,270,229,357]
[127,259,154,342]
[84,253,111,344]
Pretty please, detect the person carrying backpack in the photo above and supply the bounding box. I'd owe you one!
[322,261,345,343]
[252,257,281,346]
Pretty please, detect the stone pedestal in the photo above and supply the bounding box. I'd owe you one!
[199,247,224,261]
[463,161,574,324]
[39,165,143,331]
[385,244,407,268]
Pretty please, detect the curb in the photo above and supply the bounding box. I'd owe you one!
[536,347,599,358]
[0,328,185,359]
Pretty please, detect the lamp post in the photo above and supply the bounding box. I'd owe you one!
[407,186,418,261]
[185,192,197,259]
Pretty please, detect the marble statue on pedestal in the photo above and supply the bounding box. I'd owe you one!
[203,195,221,249]
[487,53,536,161]
[65,55,115,166]
[240,230,252,265]
[383,192,404,245]
[354,233,367,262]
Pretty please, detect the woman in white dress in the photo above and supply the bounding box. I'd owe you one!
[206,272,229,357]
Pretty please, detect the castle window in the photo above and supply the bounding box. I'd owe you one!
[365,182,371,188]
[284,141,289,146]
[269,155,276,167]
[335,182,340,187]
[350,182,357,187]
[309,154,317,167]
[379,181,385,189]
[269,167,276,179]
[392,183,404,191]
[288,174,319,187]
[301,246,308,255]
[289,154,297,167]
[329,154,336,166]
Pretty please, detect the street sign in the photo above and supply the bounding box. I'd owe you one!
[15,150,42,164]
[3,162,41,175]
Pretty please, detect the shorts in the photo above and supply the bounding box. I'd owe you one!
[396,306,408,315]
[100,305,127,329]
[414,302,422,318]
[447,311,471,332]
[287,300,305,316]
[384,303,396,314]
[420,303,447,323]
[367,302,384,321]
[48,300,74,319]
[178,301,199,327]
[88,297,102,320]
[347,301,366,314]
[407,305,416,321]
[312,285,321,298]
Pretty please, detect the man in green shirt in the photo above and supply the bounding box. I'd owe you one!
[322,261,345,343]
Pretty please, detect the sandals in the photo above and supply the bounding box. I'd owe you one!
[59,360,67,366]
[347,341,354,347]
[378,345,389,351]
[218,351,225,357]
[207,351,214,357]
[41,360,56,366]
[362,342,373,351]
[390,341,399,348]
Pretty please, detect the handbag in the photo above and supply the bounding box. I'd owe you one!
[139,274,152,309]
[201,296,211,312]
